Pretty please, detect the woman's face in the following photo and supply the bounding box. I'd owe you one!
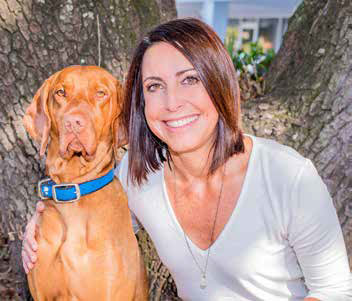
[141,42,219,155]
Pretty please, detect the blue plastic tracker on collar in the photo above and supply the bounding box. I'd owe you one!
[38,169,114,203]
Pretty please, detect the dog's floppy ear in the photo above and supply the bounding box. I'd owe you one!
[113,115,128,148]
[23,73,57,157]
[112,81,128,157]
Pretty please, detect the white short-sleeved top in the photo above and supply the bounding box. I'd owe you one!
[116,135,352,301]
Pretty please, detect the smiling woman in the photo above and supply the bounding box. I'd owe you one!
[123,19,244,185]
[119,18,352,300]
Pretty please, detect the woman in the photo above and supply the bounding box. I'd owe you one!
[22,18,351,300]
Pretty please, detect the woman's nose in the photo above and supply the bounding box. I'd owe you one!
[164,88,183,112]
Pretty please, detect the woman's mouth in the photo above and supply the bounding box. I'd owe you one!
[165,115,199,128]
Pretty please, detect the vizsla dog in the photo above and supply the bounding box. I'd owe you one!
[22,66,148,300]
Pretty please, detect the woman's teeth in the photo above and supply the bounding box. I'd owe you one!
[166,115,199,128]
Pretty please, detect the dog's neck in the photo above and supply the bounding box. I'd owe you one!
[45,137,115,184]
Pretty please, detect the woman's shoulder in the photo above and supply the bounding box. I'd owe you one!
[250,134,306,165]
[249,134,314,190]
[248,135,329,210]
[250,134,310,175]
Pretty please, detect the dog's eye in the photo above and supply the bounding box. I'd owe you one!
[56,89,66,97]
[96,90,106,98]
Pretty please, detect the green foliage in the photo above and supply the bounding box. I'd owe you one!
[229,42,275,80]
[224,40,275,101]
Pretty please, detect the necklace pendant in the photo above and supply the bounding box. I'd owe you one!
[200,274,207,289]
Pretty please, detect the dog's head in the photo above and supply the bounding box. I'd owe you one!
[23,66,127,162]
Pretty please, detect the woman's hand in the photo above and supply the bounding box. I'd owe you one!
[22,201,45,274]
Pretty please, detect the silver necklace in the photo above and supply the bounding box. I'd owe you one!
[173,164,225,289]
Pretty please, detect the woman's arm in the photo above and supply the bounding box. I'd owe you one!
[288,160,352,300]
[22,201,45,273]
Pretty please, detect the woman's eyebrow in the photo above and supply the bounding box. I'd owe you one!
[143,68,196,83]
[175,68,196,77]
[143,76,164,83]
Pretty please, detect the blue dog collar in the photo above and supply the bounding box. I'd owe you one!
[38,169,114,203]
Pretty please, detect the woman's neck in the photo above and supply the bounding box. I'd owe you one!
[168,142,215,184]
[167,135,252,184]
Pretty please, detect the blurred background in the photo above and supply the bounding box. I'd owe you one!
[176,0,302,51]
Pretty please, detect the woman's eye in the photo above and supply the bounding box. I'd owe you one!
[55,89,66,97]
[182,76,200,85]
[146,83,162,92]
[96,90,106,98]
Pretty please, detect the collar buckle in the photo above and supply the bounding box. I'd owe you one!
[52,183,81,203]
[38,178,52,200]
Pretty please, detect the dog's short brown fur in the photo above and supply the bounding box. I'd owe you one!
[23,66,148,300]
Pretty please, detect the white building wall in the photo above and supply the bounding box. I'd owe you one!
[176,0,230,41]
[176,0,302,51]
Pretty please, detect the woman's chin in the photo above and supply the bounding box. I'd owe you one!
[167,141,210,156]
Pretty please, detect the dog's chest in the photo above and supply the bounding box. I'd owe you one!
[34,231,132,300]
[34,199,135,297]
[39,208,118,258]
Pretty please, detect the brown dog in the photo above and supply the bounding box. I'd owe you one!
[22,66,148,300]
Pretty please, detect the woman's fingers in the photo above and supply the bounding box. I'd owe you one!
[26,201,45,250]
[22,247,33,274]
[22,201,46,273]
[22,239,37,262]
[22,253,29,274]
[22,218,38,274]
[24,218,38,251]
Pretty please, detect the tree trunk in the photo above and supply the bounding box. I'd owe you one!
[0,0,178,300]
[242,0,352,266]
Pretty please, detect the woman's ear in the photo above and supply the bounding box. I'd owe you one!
[22,73,58,157]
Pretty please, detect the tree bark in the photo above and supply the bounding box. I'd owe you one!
[0,0,178,300]
[242,0,352,266]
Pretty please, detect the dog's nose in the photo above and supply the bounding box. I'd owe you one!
[64,115,85,133]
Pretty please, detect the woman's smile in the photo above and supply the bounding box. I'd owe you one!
[164,114,200,129]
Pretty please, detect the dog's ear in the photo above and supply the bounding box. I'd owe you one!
[23,73,57,157]
[113,115,128,148]
[112,81,128,158]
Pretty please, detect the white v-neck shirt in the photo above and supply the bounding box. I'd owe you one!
[116,135,352,300]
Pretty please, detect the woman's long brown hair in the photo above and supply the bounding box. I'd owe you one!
[123,18,244,186]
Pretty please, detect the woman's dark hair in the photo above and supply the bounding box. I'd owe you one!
[123,18,244,185]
